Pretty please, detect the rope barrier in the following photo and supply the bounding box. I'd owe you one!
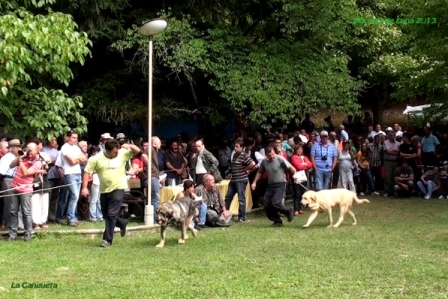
[0,182,77,198]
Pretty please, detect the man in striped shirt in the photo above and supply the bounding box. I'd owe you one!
[8,142,43,241]
[224,140,255,222]
[367,134,384,192]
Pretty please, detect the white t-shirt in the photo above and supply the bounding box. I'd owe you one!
[60,143,82,175]
[195,150,207,174]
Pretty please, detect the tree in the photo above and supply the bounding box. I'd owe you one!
[386,0,447,122]
[0,0,91,139]
[112,0,366,129]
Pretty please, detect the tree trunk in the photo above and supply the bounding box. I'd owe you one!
[371,82,388,126]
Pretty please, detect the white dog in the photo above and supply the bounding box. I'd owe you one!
[301,189,370,228]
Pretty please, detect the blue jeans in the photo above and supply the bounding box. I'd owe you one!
[224,180,247,220]
[65,174,82,222]
[417,180,437,197]
[361,168,376,193]
[315,170,332,191]
[195,203,207,225]
[89,184,103,221]
[151,177,160,222]
[56,185,68,222]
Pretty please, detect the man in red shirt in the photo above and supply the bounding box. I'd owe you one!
[8,142,43,241]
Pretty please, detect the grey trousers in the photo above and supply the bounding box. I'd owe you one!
[206,209,232,225]
[384,160,399,193]
[47,179,59,222]
[2,177,13,227]
[9,191,33,236]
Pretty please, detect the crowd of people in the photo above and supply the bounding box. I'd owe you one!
[1,112,447,243]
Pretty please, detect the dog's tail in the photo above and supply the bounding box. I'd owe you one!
[354,194,370,204]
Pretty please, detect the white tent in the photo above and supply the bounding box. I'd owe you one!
[403,104,448,121]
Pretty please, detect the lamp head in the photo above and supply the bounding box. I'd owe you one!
[138,18,168,36]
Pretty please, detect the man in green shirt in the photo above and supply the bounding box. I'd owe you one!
[81,139,140,247]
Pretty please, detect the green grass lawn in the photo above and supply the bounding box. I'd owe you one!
[1,197,448,299]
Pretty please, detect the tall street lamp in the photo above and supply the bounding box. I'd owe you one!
[138,18,167,226]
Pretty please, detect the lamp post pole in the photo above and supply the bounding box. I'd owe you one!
[138,18,167,226]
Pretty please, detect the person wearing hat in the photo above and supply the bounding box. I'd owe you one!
[0,139,22,228]
[310,130,338,191]
[98,133,113,152]
[383,130,400,197]
[116,133,127,146]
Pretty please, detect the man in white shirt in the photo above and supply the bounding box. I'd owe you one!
[339,125,349,142]
[0,139,21,228]
[55,131,87,226]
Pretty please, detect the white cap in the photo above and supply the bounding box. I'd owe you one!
[100,133,113,140]
[385,127,393,131]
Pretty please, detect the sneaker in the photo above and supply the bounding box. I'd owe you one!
[372,192,380,196]
[270,222,283,227]
[120,220,128,237]
[8,235,17,241]
[40,224,49,229]
[360,192,365,196]
[101,240,112,248]
[33,225,41,230]
[425,195,431,200]
[287,208,294,222]
[23,234,32,242]
[68,221,79,227]
[298,210,305,215]
[237,218,248,223]
[439,195,445,199]
[193,224,201,231]
[198,224,207,228]
[383,193,389,198]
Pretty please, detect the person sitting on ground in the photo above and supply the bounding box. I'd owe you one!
[394,160,414,197]
[417,167,439,200]
[175,180,207,228]
[438,161,448,199]
[194,174,232,227]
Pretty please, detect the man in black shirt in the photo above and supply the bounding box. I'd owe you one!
[164,140,186,186]
[399,133,419,182]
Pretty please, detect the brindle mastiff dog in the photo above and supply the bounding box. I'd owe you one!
[156,197,198,248]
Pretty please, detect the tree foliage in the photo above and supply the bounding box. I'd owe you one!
[0,0,91,139]
[112,1,365,128]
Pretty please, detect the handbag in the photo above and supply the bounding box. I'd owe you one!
[295,170,308,183]
[33,174,44,191]
[293,156,308,184]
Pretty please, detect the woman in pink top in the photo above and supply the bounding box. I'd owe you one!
[8,142,43,241]
[291,145,313,215]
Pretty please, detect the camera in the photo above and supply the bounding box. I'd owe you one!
[18,150,24,156]
[321,156,327,161]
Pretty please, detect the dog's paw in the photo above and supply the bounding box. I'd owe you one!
[302,224,309,228]
[178,239,185,244]
[326,225,333,228]
[352,222,357,226]
[183,235,189,240]
[155,242,164,248]
[192,229,198,237]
